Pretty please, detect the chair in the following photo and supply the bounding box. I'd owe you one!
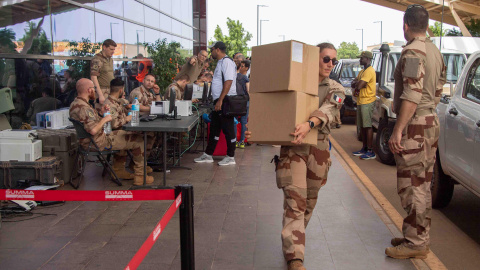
[68,117,122,189]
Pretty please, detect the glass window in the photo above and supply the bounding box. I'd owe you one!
[181,0,189,23]
[144,0,160,9]
[387,53,400,82]
[160,14,172,33]
[160,0,172,14]
[145,28,160,45]
[145,6,160,28]
[51,6,95,44]
[123,0,144,24]
[124,23,145,58]
[160,32,171,43]
[94,0,123,17]
[444,54,466,83]
[94,13,124,56]
[172,0,181,19]
[464,58,480,104]
[172,20,182,36]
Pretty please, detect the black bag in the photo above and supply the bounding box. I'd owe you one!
[220,57,248,116]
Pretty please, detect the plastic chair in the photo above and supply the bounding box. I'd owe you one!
[68,117,121,189]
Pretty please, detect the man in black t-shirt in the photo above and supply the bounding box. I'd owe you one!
[236,60,250,149]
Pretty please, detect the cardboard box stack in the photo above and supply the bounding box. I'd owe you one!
[248,40,320,145]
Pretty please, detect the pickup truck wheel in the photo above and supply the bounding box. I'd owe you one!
[431,158,454,208]
[375,119,395,165]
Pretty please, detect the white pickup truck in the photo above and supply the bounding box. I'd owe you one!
[433,50,480,208]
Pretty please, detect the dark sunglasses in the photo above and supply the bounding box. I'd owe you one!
[323,56,338,65]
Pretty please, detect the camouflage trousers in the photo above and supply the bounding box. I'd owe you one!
[394,112,439,248]
[276,137,331,261]
[109,130,145,175]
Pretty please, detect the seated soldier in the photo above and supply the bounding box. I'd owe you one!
[69,78,153,185]
[128,74,161,116]
[105,78,154,175]
[164,74,190,101]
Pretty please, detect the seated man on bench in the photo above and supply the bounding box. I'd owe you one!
[69,78,153,185]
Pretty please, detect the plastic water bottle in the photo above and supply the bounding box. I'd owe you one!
[103,111,111,134]
[131,97,140,126]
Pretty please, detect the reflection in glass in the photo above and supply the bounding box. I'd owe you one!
[94,13,124,57]
[145,28,160,45]
[172,0,181,19]
[160,32,172,43]
[124,22,145,58]
[145,0,160,9]
[94,0,123,17]
[172,20,181,36]
[145,7,160,28]
[181,0,190,23]
[160,0,172,14]
[160,13,172,33]
[124,0,144,24]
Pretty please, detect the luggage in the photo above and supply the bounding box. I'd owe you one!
[36,129,78,183]
[0,157,62,189]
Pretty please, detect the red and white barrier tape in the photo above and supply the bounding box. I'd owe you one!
[0,189,176,201]
[124,192,182,270]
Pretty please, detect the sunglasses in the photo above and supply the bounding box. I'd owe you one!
[323,56,338,65]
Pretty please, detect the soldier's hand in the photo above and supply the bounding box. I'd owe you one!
[388,130,403,154]
[126,115,132,122]
[153,84,160,94]
[192,98,199,103]
[125,104,132,110]
[190,56,197,66]
[291,122,310,144]
[103,114,112,123]
[101,104,110,115]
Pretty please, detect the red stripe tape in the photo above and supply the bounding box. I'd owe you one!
[0,189,175,201]
[124,192,182,270]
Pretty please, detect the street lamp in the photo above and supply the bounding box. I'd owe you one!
[374,21,383,45]
[260,20,269,45]
[110,22,119,39]
[136,30,143,55]
[257,5,268,46]
[279,35,285,41]
[356,28,364,51]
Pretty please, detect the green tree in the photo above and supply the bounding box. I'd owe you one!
[211,18,252,57]
[429,22,446,37]
[466,19,480,37]
[66,38,101,80]
[145,39,186,94]
[337,42,360,59]
[446,28,463,36]
[19,21,52,54]
[0,28,16,52]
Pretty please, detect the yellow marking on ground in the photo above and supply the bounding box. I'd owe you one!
[330,137,448,270]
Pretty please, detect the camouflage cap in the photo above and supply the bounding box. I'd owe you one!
[357,51,373,59]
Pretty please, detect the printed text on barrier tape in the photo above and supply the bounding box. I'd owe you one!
[125,192,182,270]
[0,189,176,201]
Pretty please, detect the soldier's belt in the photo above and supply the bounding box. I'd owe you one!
[415,108,436,116]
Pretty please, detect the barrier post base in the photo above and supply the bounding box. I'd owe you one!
[175,184,194,270]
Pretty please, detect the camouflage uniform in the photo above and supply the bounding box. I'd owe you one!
[104,96,130,130]
[90,52,114,99]
[393,36,446,248]
[276,78,345,262]
[164,82,184,100]
[69,97,145,175]
[128,85,157,153]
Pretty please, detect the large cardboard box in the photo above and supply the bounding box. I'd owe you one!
[248,92,319,146]
[250,40,319,96]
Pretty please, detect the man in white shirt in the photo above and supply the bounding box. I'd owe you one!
[194,41,237,166]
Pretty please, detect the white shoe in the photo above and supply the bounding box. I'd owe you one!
[194,153,214,163]
[218,156,235,166]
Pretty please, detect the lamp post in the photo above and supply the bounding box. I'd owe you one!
[257,5,268,46]
[136,30,143,55]
[279,35,285,41]
[356,28,364,51]
[374,21,383,45]
[260,20,269,45]
[110,22,119,39]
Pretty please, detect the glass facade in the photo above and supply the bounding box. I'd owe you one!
[0,0,207,128]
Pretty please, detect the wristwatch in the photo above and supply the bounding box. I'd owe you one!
[307,120,315,129]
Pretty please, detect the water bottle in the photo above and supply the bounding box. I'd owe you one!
[103,111,111,134]
[131,97,140,126]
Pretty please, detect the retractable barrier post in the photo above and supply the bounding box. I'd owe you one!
[176,184,194,270]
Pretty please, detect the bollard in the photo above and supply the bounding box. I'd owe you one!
[175,184,195,270]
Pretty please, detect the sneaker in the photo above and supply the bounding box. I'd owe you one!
[385,244,429,259]
[360,150,376,160]
[218,156,235,166]
[239,142,245,149]
[352,148,367,156]
[194,153,214,163]
[235,142,240,148]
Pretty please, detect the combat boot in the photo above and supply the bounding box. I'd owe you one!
[385,244,429,259]
[128,161,153,173]
[133,175,154,186]
[287,259,306,270]
[391,238,430,250]
[112,159,134,179]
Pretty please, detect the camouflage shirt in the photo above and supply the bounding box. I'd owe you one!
[164,82,184,100]
[175,56,204,82]
[104,96,129,130]
[309,78,346,135]
[90,52,114,88]
[393,36,446,113]
[129,85,156,115]
[69,97,110,149]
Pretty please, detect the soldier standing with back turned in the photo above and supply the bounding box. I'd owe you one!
[386,4,446,259]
